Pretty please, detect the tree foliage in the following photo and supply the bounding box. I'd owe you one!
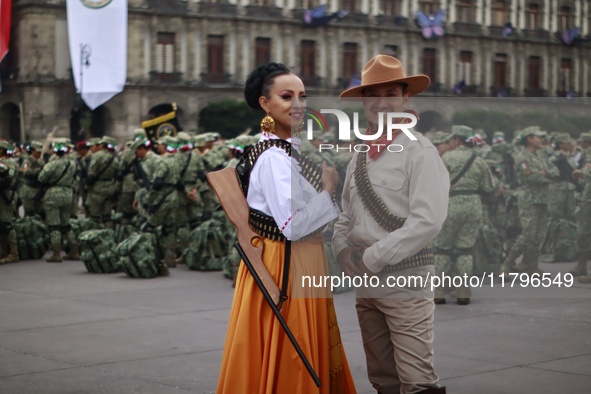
[198,99,262,139]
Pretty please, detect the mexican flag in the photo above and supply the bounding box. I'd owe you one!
[67,0,127,110]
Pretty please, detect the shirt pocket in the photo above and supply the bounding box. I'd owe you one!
[369,170,406,192]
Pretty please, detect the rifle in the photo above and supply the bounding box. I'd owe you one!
[132,158,152,190]
[207,167,322,388]
[553,155,583,192]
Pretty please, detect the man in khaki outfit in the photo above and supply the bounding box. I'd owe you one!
[333,55,449,394]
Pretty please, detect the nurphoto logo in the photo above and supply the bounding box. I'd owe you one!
[304,109,417,153]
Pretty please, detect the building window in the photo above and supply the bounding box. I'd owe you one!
[253,0,274,6]
[558,4,574,31]
[525,2,542,30]
[207,35,225,83]
[528,56,541,91]
[297,0,318,8]
[457,0,475,23]
[342,0,357,13]
[343,42,358,81]
[493,53,508,88]
[491,0,508,26]
[383,45,398,56]
[423,48,437,84]
[458,51,472,86]
[560,58,573,93]
[381,0,401,16]
[420,0,440,15]
[255,38,271,67]
[300,40,316,84]
[156,32,175,73]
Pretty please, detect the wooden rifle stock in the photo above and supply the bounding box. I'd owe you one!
[207,167,322,388]
[206,168,281,305]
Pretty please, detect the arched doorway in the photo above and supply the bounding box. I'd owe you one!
[0,102,21,143]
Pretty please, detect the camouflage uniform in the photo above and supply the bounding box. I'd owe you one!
[146,136,180,267]
[547,133,577,222]
[500,127,555,275]
[0,141,20,264]
[131,139,160,225]
[175,132,206,260]
[86,137,120,227]
[572,133,591,280]
[20,141,45,217]
[195,134,218,217]
[434,126,495,303]
[38,140,79,262]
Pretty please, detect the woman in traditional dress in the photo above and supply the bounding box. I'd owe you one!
[216,63,357,394]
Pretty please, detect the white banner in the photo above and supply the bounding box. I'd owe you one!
[67,0,127,110]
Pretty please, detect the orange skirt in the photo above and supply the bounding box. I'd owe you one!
[217,235,357,394]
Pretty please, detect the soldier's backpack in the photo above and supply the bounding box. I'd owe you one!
[184,211,231,271]
[541,218,578,262]
[66,218,101,252]
[14,217,48,260]
[78,229,120,273]
[112,213,137,244]
[117,233,160,278]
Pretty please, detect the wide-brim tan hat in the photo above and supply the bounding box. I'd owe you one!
[340,55,430,99]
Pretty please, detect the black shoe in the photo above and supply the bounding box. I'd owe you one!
[457,298,470,305]
[434,298,446,305]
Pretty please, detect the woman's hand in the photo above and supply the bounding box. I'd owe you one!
[321,161,339,196]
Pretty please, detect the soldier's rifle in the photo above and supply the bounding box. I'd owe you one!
[206,167,322,388]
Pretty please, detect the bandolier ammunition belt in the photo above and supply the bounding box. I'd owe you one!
[354,152,433,274]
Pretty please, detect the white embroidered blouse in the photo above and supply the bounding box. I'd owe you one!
[246,133,340,241]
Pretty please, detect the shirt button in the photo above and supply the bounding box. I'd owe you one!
[381,180,386,185]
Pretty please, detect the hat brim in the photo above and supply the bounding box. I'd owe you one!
[340,75,431,99]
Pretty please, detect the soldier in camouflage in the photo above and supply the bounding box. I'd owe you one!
[500,126,557,276]
[0,140,20,264]
[38,139,79,262]
[117,129,147,225]
[86,136,120,228]
[145,136,180,268]
[429,131,453,156]
[131,138,160,226]
[175,132,206,263]
[433,126,495,305]
[571,132,591,280]
[548,133,577,222]
[20,141,45,218]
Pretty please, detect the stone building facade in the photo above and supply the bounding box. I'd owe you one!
[0,0,589,142]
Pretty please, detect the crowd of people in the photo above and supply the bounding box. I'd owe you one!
[2,54,591,394]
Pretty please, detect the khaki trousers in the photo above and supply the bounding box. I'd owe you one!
[355,266,440,394]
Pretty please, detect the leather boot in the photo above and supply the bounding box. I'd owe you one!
[416,386,447,393]
[0,239,19,264]
[526,250,544,275]
[46,244,63,263]
[568,252,588,277]
[63,232,80,260]
[499,255,515,276]
[456,285,471,305]
[63,243,80,260]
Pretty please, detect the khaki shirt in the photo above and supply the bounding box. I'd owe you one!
[332,132,450,273]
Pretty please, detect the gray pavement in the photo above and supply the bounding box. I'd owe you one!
[1,258,590,394]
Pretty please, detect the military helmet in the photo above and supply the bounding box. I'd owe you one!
[430,131,452,145]
[88,137,102,147]
[51,138,69,153]
[451,125,474,139]
[0,140,12,151]
[133,128,147,140]
[577,132,591,143]
[552,133,576,146]
[193,134,207,148]
[492,131,505,144]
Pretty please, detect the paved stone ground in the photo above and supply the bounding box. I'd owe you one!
[1,258,590,393]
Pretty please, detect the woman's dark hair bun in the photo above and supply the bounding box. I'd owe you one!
[244,62,290,111]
